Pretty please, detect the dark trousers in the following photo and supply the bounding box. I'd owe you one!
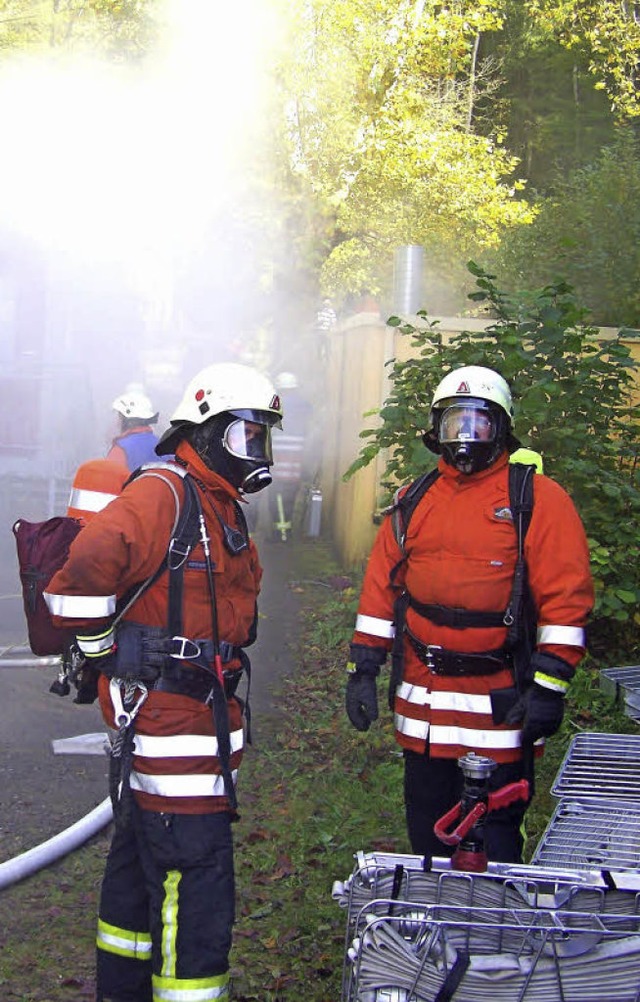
[403,750,528,863]
[96,804,234,1002]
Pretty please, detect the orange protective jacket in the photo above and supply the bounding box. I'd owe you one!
[351,453,594,763]
[46,442,262,814]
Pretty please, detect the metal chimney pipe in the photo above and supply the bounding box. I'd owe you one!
[393,244,424,314]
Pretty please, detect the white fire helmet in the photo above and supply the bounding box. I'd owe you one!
[431,366,514,422]
[112,389,158,423]
[275,371,298,390]
[155,362,283,472]
[426,365,518,474]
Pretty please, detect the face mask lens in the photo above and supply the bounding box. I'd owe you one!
[224,420,273,463]
[440,405,494,444]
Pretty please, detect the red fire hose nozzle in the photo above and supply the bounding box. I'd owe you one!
[433,779,530,847]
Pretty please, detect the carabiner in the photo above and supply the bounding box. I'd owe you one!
[109,678,148,730]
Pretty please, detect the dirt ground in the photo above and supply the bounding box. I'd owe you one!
[0,528,306,865]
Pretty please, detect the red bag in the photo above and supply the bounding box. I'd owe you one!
[12,516,82,656]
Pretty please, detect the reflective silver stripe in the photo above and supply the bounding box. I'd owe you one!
[133,730,244,759]
[394,684,493,714]
[430,690,493,714]
[129,770,238,798]
[43,592,117,619]
[68,487,119,513]
[153,972,230,1000]
[77,630,115,655]
[355,614,395,639]
[537,624,585,647]
[430,724,521,749]
[395,682,430,706]
[395,714,429,741]
[96,919,152,959]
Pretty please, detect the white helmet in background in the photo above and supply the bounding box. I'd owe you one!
[275,371,298,390]
[424,365,519,474]
[156,362,283,494]
[112,389,158,423]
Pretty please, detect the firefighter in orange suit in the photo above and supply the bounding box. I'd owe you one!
[346,365,593,863]
[45,363,282,1002]
[66,458,129,525]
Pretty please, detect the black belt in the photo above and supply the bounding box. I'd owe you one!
[155,663,243,702]
[408,596,506,629]
[406,629,509,676]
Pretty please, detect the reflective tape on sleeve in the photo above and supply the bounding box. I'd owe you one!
[77,627,115,655]
[43,591,117,619]
[534,671,569,694]
[355,614,396,639]
[537,624,585,647]
[68,487,119,513]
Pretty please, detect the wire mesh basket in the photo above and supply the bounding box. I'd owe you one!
[334,852,640,1001]
[532,799,640,873]
[551,732,640,802]
[600,666,640,722]
[345,904,640,1002]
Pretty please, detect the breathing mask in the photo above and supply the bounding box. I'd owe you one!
[191,411,275,493]
[437,398,505,474]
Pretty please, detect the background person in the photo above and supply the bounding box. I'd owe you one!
[345,365,593,863]
[107,384,160,472]
[45,362,282,1002]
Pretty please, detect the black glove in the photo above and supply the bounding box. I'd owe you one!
[505,683,565,744]
[346,666,379,732]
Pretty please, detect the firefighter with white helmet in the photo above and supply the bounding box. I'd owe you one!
[45,362,282,1002]
[346,364,593,863]
[107,385,161,472]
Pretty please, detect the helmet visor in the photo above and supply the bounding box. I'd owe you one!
[439,402,496,444]
[224,419,273,464]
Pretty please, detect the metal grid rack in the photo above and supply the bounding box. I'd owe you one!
[600,666,640,723]
[532,799,640,873]
[550,732,640,802]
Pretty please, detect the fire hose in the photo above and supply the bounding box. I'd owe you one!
[0,798,113,891]
[346,907,640,1002]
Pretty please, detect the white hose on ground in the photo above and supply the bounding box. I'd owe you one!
[0,797,113,891]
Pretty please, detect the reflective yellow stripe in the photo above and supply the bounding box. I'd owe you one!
[153,971,230,1000]
[534,671,569,693]
[96,918,152,960]
[161,870,181,978]
[76,626,115,656]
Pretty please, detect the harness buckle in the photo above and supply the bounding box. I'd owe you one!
[167,538,191,570]
[170,636,201,660]
[425,644,443,669]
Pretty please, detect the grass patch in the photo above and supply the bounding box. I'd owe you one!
[0,538,635,1001]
